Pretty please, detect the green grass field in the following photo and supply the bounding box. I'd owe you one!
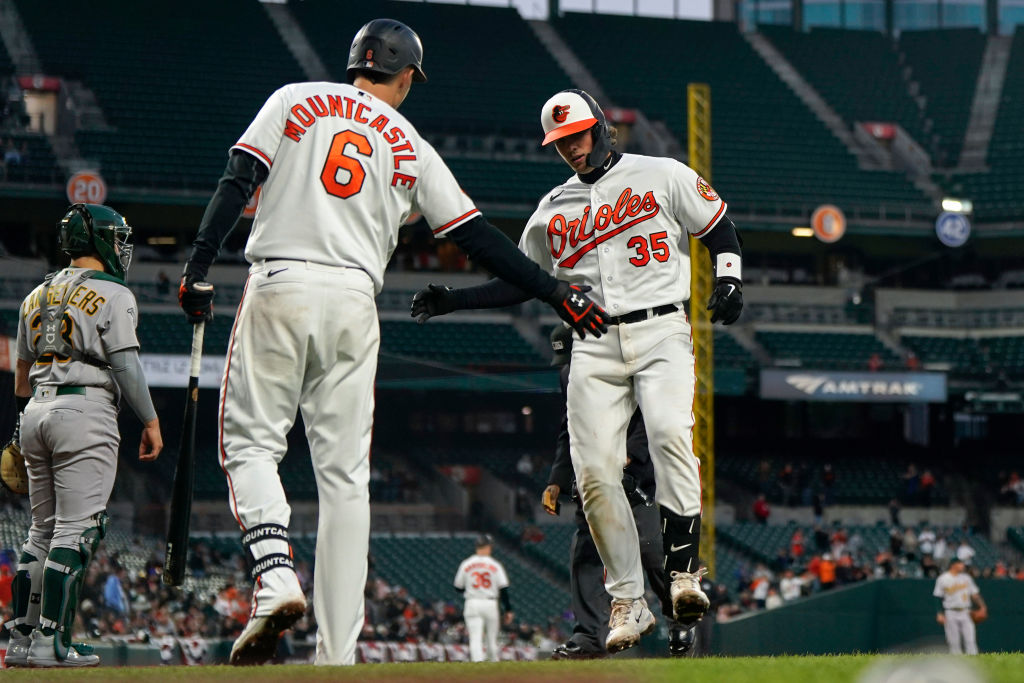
[3,654,1024,683]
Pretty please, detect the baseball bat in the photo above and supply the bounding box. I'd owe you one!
[163,321,205,587]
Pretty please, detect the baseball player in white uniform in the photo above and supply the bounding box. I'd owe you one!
[177,20,605,667]
[453,534,510,662]
[6,204,163,668]
[933,558,985,654]
[412,88,743,653]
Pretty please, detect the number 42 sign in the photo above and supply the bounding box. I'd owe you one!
[66,171,107,205]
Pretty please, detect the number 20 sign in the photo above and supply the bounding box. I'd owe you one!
[66,171,107,205]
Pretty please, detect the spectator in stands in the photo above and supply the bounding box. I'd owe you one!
[777,463,796,506]
[764,588,783,610]
[104,564,129,615]
[921,553,940,579]
[0,564,12,608]
[779,568,803,602]
[999,472,1024,506]
[867,352,883,372]
[933,534,949,563]
[156,271,171,297]
[919,469,936,506]
[3,138,21,166]
[813,525,829,553]
[796,462,813,506]
[830,525,848,558]
[902,528,919,560]
[889,498,902,527]
[901,463,920,504]
[516,453,534,477]
[956,540,976,566]
[918,526,936,556]
[812,493,825,525]
[889,527,904,557]
[817,554,837,591]
[905,351,921,371]
[789,528,805,561]
[752,494,770,524]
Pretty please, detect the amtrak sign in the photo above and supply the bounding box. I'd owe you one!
[760,369,947,403]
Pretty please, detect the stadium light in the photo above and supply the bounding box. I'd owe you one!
[791,227,814,237]
[941,197,973,213]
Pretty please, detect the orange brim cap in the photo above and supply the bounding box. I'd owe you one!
[542,117,597,145]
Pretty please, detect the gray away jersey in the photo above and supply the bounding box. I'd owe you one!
[16,267,140,391]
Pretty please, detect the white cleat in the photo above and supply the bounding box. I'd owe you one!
[670,567,710,625]
[4,631,30,667]
[26,631,99,667]
[229,593,306,666]
[604,597,655,654]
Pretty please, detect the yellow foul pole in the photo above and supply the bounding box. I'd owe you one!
[687,83,715,579]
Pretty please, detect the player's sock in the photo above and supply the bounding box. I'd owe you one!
[661,508,701,574]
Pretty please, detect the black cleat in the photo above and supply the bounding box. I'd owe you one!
[551,640,605,660]
[668,624,696,657]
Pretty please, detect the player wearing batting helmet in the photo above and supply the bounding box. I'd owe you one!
[180,18,605,667]
[412,87,743,653]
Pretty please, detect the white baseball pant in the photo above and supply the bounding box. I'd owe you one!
[219,260,379,665]
[944,609,978,654]
[464,597,500,662]
[567,309,700,600]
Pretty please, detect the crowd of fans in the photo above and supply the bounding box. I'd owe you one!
[709,522,1024,623]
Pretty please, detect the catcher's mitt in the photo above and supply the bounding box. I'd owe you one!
[1,439,28,495]
[971,605,988,623]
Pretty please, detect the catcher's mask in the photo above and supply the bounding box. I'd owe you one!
[58,203,133,280]
[540,89,612,169]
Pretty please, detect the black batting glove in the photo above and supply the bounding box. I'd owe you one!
[545,281,607,339]
[179,275,215,324]
[707,277,743,325]
[410,284,457,323]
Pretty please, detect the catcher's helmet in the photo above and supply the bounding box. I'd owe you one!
[550,325,573,367]
[58,203,133,280]
[347,18,427,84]
[475,533,495,549]
[540,89,612,168]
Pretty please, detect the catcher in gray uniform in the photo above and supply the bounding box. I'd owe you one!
[4,204,163,668]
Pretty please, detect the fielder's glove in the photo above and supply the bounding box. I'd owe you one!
[1,422,28,495]
[179,275,215,324]
[707,277,743,325]
[411,284,457,323]
[545,281,607,340]
[971,605,988,623]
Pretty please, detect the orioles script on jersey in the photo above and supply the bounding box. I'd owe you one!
[282,94,418,189]
[547,188,660,268]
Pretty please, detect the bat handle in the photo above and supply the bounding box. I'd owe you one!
[189,321,205,376]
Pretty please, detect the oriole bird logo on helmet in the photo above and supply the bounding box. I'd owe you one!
[552,104,570,123]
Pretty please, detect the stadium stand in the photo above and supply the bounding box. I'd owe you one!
[899,334,1024,378]
[15,0,306,189]
[898,28,987,168]
[552,14,932,217]
[1,132,60,184]
[716,453,947,506]
[381,320,546,366]
[761,26,932,157]
[755,329,900,370]
[289,0,568,137]
[942,26,1024,221]
[718,521,1009,570]
[366,534,569,626]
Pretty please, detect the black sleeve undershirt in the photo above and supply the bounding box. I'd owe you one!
[697,213,742,277]
[184,150,269,280]
[499,587,512,613]
[445,216,558,301]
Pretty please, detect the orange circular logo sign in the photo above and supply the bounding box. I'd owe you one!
[811,204,846,243]
[552,104,570,123]
[696,177,719,201]
[66,171,107,205]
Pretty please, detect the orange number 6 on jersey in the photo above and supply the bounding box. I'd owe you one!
[321,130,373,199]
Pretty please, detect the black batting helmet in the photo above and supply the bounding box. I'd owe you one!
[347,18,427,84]
[549,325,573,367]
[475,533,494,549]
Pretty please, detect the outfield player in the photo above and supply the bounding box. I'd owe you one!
[6,204,162,668]
[177,20,605,667]
[453,534,510,662]
[934,558,985,654]
[412,88,743,652]
[542,326,694,659]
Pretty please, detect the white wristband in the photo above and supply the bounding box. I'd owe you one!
[716,253,742,281]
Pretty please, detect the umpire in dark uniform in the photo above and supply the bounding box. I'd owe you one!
[542,326,695,659]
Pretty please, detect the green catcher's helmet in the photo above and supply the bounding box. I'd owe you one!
[58,203,133,280]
